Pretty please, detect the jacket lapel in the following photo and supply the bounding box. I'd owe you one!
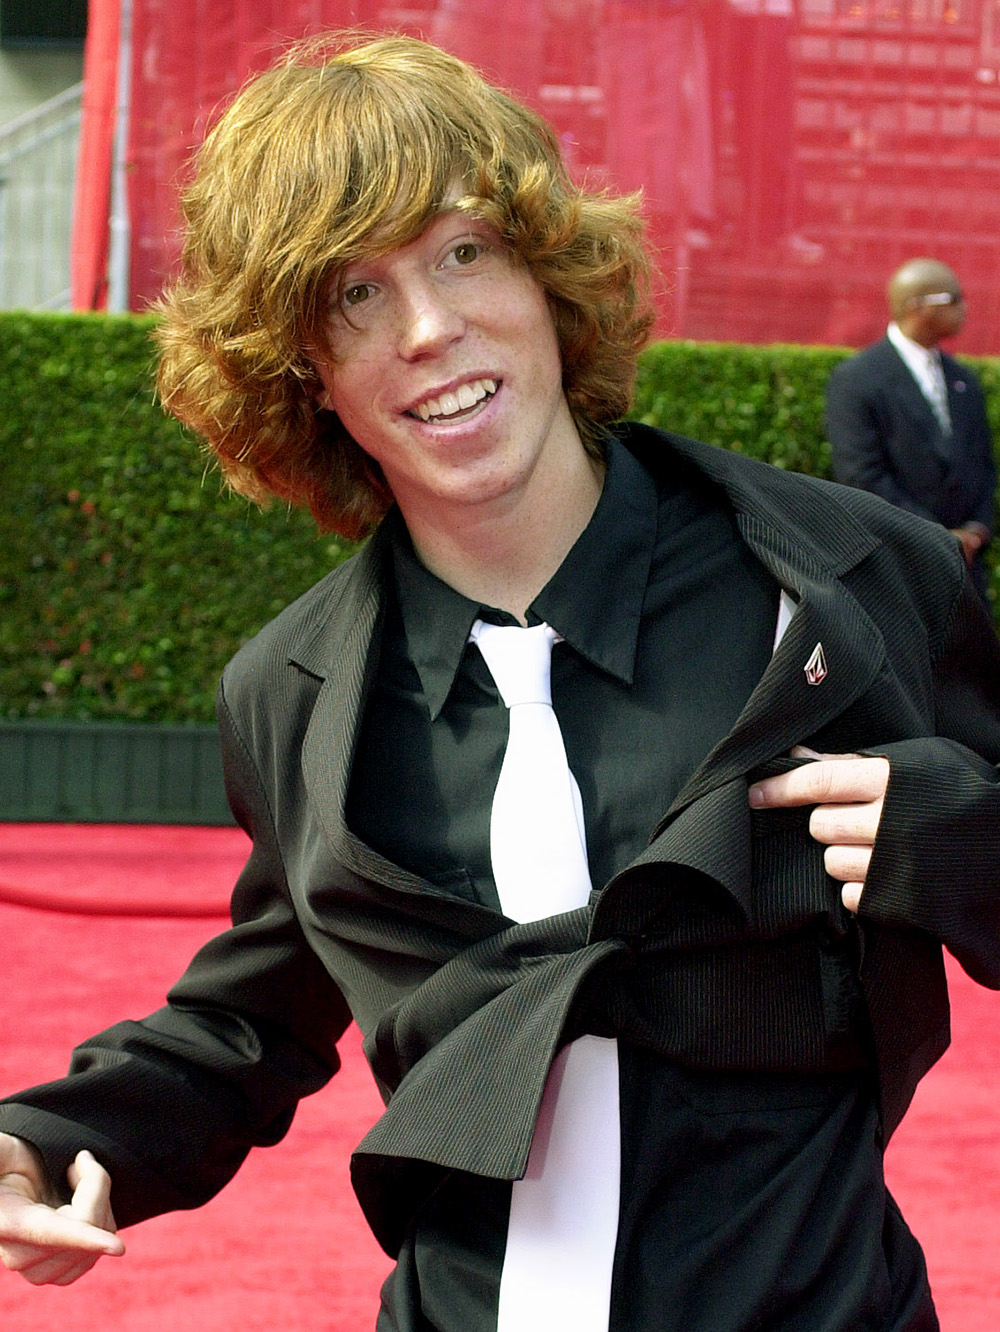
[884,338,934,417]
[294,534,382,805]
[603,429,890,917]
[290,530,437,898]
[882,338,953,465]
[292,528,502,922]
[671,517,887,810]
[941,351,975,459]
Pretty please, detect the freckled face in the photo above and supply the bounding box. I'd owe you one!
[314,211,583,523]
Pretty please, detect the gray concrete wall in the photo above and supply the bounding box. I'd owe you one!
[0,47,83,129]
[0,49,84,308]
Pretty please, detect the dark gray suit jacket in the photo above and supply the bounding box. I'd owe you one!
[826,335,997,536]
[3,425,1000,1257]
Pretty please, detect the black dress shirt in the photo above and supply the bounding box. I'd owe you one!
[348,438,780,897]
[347,439,936,1332]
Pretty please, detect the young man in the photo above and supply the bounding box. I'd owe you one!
[3,33,1000,1332]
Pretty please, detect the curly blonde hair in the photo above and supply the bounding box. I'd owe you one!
[155,32,654,537]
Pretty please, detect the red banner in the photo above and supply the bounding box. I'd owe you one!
[71,0,119,309]
[77,0,1000,353]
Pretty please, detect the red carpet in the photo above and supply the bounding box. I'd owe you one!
[1,823,998,1329]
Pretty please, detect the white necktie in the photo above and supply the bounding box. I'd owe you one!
[470,618,620,1332]
[469,619,591,922]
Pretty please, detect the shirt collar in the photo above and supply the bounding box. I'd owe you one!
[887,320,939,373]
[388,436,658,720]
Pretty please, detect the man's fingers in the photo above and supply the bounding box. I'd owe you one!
[749,755,889,809]
[0,1199,123,1285]
[841,882,864,914]
[1,1199,122,1257]
[808,800,884,848]
[7,1244,104,1286]
[822,843,873,884]
[0,1150,123,1286]
[747,750,888,912]
[64,1151,117,1232]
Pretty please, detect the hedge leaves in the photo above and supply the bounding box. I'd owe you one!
[2,314,996,722]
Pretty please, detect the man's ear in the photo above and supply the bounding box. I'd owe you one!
[302,340,335,410]
[305,366,335,412]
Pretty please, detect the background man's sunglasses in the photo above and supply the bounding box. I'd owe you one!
[911,291,964,306]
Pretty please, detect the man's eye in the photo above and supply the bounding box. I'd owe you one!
[343,283,372,307]
[452,242,479,265]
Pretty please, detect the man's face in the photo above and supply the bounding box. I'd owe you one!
[314,209,582,525]
[911,282,966,345]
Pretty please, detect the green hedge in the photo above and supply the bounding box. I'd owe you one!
[1,313,356,723]
[2,314,997,723]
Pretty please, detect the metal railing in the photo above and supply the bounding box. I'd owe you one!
[0,82,82,311]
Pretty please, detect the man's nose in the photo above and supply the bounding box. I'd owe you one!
[397,285,465,359]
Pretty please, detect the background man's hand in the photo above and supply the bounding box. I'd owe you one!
[0,1132,123,1285]
[748,746,890,913]
[950,526,986,566]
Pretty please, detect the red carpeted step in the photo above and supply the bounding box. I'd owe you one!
[0,823,390,1330]
[1,823,998,1329]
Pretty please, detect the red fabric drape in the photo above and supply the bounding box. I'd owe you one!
[70,0,120,310]
[74,0,1000,353]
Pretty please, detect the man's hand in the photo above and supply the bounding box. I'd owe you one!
[950,526,986,567]
[0,1132,123,1285]
[748,746,890,913]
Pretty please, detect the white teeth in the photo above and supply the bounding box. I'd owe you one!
[412,378,497,422]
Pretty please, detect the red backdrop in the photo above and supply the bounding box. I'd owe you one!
[75,0,1000,353]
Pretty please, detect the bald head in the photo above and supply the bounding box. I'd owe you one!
[888,258,966,347]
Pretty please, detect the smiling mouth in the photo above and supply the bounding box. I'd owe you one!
[409,378,498,423]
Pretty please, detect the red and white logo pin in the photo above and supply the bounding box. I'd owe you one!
[804,642,828,685]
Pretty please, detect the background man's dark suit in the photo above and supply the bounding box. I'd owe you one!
[3,426,1000,1260]
[826,336,996,551]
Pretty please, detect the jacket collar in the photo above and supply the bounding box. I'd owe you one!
[633,428,887,797]
[287,521,391,681]
[633,426,880,578]
[877,335,952,438]
[288,424,884,679]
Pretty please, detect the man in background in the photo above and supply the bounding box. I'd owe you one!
[825,257,996,594]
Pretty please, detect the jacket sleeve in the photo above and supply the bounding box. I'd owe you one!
[857,575,1000,988]
[963,374,997,536]
[825,359,939,522]
[0,684,352,1229]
